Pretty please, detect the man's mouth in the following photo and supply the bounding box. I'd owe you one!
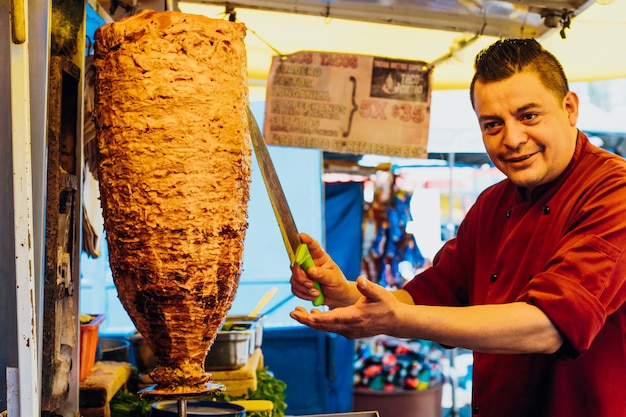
[505,152,538,164]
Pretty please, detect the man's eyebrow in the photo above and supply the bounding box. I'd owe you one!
[516,102,540,114]
[477,114,499,124]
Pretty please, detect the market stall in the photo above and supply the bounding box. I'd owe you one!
[2,1,626,416]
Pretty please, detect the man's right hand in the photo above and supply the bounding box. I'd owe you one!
[289,233,360,308]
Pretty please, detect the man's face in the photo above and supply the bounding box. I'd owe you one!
[472,71,579,193]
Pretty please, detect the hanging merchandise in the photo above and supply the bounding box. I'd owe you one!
[362,174,426,288]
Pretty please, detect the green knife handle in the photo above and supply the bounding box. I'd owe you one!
[295,243,325,306]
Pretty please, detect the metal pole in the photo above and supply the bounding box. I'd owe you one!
[445,152,456,240]
[447,348,459,417]
[178,399,188,417]
[10,0,40,414]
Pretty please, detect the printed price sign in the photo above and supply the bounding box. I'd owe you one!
[264,52,433,158]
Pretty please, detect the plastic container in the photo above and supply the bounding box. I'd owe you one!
[352,384,443,417]
[151,401,245,417]
[228,400,273,415]
[79,314,104,381]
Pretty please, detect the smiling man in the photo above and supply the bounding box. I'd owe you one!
[289,39,626,417]
[470,40,579,199]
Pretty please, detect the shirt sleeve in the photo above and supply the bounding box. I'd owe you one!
[517,170,626,356]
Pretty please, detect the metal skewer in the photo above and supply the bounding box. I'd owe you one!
[178,399,187,417]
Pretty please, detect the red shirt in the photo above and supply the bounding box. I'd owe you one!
[403,132,626,417]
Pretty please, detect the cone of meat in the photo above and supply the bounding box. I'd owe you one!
[92,10,251,394]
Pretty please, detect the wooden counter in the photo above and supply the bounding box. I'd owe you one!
[79,361,132,417]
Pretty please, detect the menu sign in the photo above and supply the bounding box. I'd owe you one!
[264,51,432,158]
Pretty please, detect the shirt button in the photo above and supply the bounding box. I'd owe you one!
[490,274,498,283]
[506,209,512,217]
[542,205,551,214]
[473,405,480,414]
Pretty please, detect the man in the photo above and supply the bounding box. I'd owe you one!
[289,39,626,417]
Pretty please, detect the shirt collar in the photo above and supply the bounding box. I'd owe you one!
[516,130,587,201]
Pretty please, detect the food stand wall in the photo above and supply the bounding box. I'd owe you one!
[0,0,57,413]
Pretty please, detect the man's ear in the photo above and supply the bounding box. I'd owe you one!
[563,91,579,127]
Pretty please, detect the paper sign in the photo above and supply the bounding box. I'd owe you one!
[263,51,432,158]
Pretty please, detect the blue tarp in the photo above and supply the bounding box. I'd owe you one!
[325,182,363,282]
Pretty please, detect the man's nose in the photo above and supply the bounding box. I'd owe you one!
[502,123,527,149]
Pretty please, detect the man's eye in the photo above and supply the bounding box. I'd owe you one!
[521,113,538,121]
[483,121,499,130]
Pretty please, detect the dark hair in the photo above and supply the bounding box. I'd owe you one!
[469,38,569,108]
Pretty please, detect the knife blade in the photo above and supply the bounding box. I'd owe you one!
[248,108,325,306]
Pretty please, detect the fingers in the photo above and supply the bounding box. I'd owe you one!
[290,305,308,318]
[299,233,314,243]
[299,233,330,261]
[355,276,382,301]
[290,233,326,301]
[290,264,322,301]
[356,275,394,299]
[292,233,347,306]
[289,305,324,327]
[289,305,367,339]
[290,278,399,339]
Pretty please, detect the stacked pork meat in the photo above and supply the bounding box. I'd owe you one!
[93,9,251,393]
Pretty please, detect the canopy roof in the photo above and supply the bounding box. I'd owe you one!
[89,0,626,158]
[176,0,626,93]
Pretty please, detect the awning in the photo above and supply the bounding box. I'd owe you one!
[175,0,626,94]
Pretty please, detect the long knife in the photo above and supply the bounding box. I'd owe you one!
[248,108,325,306]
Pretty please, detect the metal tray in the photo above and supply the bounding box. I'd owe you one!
[223,315,264,349]
[205,330,252,370]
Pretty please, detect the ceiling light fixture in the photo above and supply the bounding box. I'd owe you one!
[540,8,573,39]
